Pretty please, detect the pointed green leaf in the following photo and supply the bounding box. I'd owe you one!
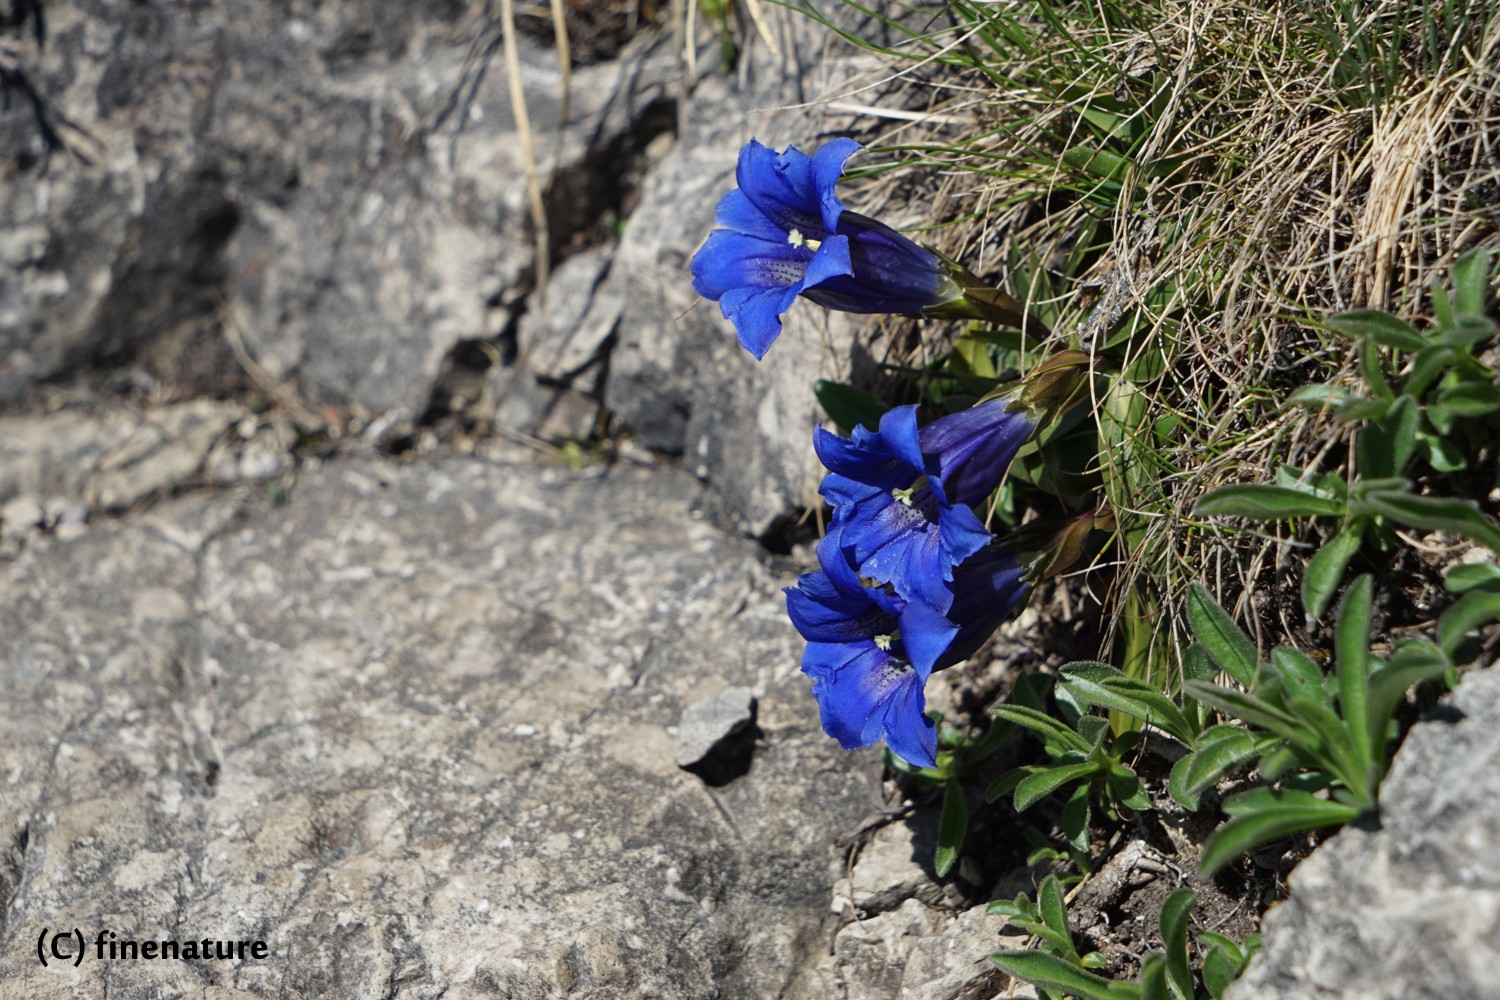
[1452,249,1492,316]
[1187,585,1258,687]
[1194,484,1346,519]
[1335,576,1374,776]
[1325,310,1426,350]
[992,705,1094,754]
[1359,490,1500,554]
[1015,761,1103,811]
[1038,873,1070,944]
[1272,647,1331,709]
[935,778,969,878]
[1168,725,1259,809]
[1140,952,1170,1000]
[1435,382,1500,416]
[1437,591,1500,655]
[991,951,1141,1000]
[1060,662,1197,744]
[1303,527,1363,622]
[1200,789,1362,877]
[1159,890,1196,1000]
[1285,383,1351,410]
[1357,394,1418,479]
[1368,641,1453,745]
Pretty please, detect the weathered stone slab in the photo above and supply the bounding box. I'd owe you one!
[0,455,875,997]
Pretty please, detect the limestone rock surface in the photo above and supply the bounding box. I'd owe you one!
[0,455,877,997]
[1227,666,1500,1000]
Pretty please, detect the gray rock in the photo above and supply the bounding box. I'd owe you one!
[834,811,946,915]
[2,2,679,417]
[0,454,878,997]
[901,904,1028,1000]
[0,399,241,514]
[675,685,757,769]
[1227,667,1500,1000]
[835,899,949,1000]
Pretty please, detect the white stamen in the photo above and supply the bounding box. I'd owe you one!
[874,634,893,651]
[788,229,822,251]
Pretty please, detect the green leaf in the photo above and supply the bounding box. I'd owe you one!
[1159,890,1197,1000]
[1357,394,1418,478]
[1194,484,1346,519]
[1452,249,1492,316]
[1168,725,1259,809]
[1187,585,1259,687]
[991,951,1141,1000]
[812,380,888,435]
[1404,344,1459,398]
[1015,761,1103,811]
[1060,662,1197,744]
[1303,527,1363,622]
[1061,144,1135,182]
[1038,874,1070,945]
[1062,783,1092,854]
[1367,642,1453,761]
[935,778,969,878]
[1182,681,1303,739]
[1275,464,1348,500]
[1282,694,1366,802]
[1440,315,1497,347]
[1416,431,1469,472]
[1335,576,1374,778]
[1199,934,1248,999]
[992,705,1095,754]
[1445,562,1500,593]
[1359,490,1500,553]
[1359,338,1395,400]
[1200,788,1362,877]
[1140,952,1170,1000]
[1437,591,1500,655]
[1336,397,1393,422]
[1435,382,1500,417]
[1285,383,1351,410]
[1271,647,1331,710]
[1324,310,1426,350]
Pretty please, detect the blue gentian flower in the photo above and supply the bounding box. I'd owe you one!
[918,388,1037,509]
[690,138,964,360]
[814,405,990,613]
[935,544,1033,669]
[785,533,958,768]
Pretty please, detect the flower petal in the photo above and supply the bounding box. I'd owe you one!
[809,653,935,767]
[810,137,861,233]
[735,138,825,238]
[712,187,786,243]
[896,600,958,676]
[800,233,854,292]
[919,392,1037,508]
[690,229,809,300]
[879,680,938,768]
[718,284,799,360]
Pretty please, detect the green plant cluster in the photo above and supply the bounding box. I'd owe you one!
[990,875,1258,1000]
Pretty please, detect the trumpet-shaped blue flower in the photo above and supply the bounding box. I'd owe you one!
[691,138,963,360]
[814,405,990,613]
[785,533,958,768]
[935,544,1033,669]
[918,388,1037,509]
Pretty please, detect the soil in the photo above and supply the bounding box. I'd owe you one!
[514,0,667,65]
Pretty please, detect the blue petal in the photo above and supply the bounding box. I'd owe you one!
[896,600,957,676]
[712,188,786,243]
[880,680,938,768]
[690,229,810,300]
[818,472,887,513]
[801,233,854,291]
[810,137,861,233]
[812,405,923,490]
[718,285,799,360]
[809,654,935,767]
[937,501,992,569]
[735,139,825,238]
